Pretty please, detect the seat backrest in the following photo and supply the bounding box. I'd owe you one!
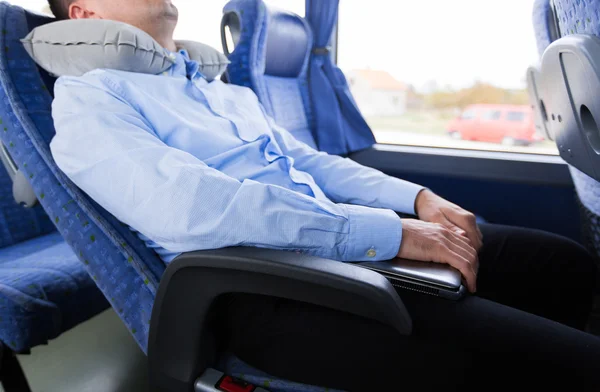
[527,0,561,142]
[0,2,166,352]
[533,0,561,57]
[534,0,600,258]
[222,0,317,148]
[0,4,56,249]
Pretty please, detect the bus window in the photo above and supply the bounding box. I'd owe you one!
[338,0,558,155]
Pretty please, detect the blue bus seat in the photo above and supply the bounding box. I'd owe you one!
[1,3,368,391]
[0,2,108,375]
[0,154,108,356]
[1,1,172,353]
[0,231,107,353]
[533,0,559,57]
[532,0,600,262]
[222,0,317,149]
[553,1,600,262]
[527,0,558,143]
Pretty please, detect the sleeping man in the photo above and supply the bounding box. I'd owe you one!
[44,0,600,390]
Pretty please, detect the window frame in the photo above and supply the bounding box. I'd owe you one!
[350,144,571,187]
[333,4,562,163]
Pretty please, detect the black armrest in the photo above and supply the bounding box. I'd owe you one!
[148,248,412,392]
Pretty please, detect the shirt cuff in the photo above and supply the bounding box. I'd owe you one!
[340,204,403,262]
[378,178,426,215]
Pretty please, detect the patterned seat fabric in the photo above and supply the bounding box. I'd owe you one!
[0,231,108,352]
[0,1,163,353]
[572,167,600,262]
[545,0,600,261]
[533,0,559,57]
[0,165,55,249]
[578,197,600,261]
[0,3,110,352]
[224,0,317,148]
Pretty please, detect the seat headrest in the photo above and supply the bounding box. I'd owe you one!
[526,65,552,141]
[22,8,57,96]
[533,0,561,57]
[264,10,312,78]
[21,19,230,80]
[531,0,600,182]
[539,35,600,181]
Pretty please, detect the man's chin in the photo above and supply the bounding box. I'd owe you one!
[164,2,178,19]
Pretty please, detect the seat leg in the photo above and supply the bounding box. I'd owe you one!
[0,344,32,392]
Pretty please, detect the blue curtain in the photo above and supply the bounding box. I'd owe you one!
[305,0,376,155]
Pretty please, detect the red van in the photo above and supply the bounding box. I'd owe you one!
[447,104,543,146]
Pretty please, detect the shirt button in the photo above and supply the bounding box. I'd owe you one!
[367,248,377,258]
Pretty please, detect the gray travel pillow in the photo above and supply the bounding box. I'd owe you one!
[21,19,230,80]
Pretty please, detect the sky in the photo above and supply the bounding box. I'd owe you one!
[12,0,538,92]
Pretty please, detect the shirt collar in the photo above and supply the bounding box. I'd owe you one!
[166,49,202,80]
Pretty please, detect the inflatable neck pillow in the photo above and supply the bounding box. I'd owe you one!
[21,19,229,80]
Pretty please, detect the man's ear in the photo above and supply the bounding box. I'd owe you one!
[69,1,102,19]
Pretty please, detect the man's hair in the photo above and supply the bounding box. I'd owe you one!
[47,0,73,20]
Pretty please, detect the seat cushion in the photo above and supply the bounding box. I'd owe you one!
[0,232,108,352]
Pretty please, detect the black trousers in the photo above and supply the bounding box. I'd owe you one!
[217,224,600,391]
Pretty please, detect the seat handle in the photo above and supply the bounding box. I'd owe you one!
[0,144,37,208]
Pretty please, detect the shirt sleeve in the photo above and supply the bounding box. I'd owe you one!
[49,73,403,262]
[266,115,425,215]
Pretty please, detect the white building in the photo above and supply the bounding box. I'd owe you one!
[347,69,408,117]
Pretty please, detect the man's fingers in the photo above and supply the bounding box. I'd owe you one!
[438,216,468,238]
[437,221,477,263]
[444,234,478,268]
[452,226,468,238]
[398,219,478,293]
[442,233,479,278]
[446,210,482,251]
[439,221,477,259]
[437,245,477,293]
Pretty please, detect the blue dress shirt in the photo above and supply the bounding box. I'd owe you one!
[50,51,424,263]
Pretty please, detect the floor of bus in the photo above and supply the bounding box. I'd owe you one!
[8,310,149,392]
[3,295,600,392]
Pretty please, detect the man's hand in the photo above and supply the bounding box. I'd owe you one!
[415,189,483,252]
[398,219,478,293]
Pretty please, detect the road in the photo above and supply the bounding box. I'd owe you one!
[372,129,558,155]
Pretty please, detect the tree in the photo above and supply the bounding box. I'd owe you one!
[425,89,458,109]
[424,82,529,110]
